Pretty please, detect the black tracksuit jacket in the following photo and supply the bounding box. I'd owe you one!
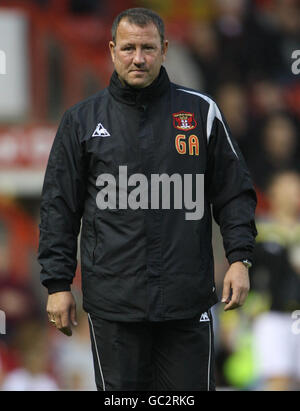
[38,67,257,321]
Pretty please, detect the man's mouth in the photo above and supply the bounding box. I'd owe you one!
[130,69,147,73]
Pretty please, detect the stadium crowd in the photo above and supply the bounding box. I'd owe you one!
[0,0,299,390]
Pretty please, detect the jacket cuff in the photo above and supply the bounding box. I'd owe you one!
[227,250,253,266]
[45,280,71,295]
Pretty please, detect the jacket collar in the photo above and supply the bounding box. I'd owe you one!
[108,66,170,106]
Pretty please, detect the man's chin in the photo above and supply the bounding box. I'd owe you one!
[126,74,152,89]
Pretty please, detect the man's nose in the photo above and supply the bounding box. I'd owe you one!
[133,48,146,66]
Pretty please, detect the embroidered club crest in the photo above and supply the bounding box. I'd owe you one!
[173,112,197,131]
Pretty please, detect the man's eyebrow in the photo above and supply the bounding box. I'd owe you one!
[120,42,157,47]
[120,43,135,47]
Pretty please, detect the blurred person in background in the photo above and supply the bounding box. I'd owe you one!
[247,113,300,192]
[69,0,103,15]
[213,171,300,391]
[250,79,287,120]
[260,0,300,82]
[0,196,45,384]
[215,82,252,158]
[0,221,37,342]
[1,321,58,391]
[213,0,283,84]
[187,20,222,95]
[250,171,300,391]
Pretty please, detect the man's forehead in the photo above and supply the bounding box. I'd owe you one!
[116,19,160,41]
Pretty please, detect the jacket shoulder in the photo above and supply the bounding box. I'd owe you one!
[53,89,109,144]
[65,88,109,118]
[171,83,217,109]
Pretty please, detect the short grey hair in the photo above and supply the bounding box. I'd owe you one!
[111,8,165,48]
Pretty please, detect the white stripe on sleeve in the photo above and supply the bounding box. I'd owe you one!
[177,88,238,158]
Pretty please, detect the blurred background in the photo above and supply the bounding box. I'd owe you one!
[0,0,299,391]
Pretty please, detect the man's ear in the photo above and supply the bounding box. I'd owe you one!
[109,41,116,63]
[162,40,169,62]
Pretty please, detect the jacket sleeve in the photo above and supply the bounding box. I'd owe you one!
[38,110,86,293]
[206,104,257,265]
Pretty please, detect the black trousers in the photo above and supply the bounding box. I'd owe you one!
[88,312,215,391]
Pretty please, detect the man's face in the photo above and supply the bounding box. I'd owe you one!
[109,19,168,89]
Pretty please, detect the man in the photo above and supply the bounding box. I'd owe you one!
[38,8,257,391]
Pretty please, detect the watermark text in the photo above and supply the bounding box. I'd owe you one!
[291,50,300,75]
[0,50,6,75]
[96,166,204,221]
[292,310,300,335]
[0,310,6,334]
